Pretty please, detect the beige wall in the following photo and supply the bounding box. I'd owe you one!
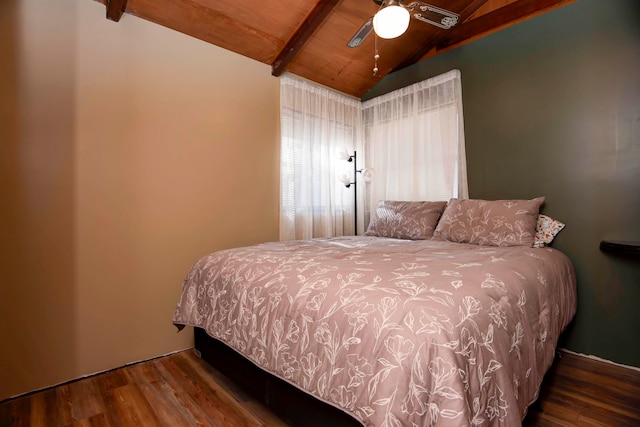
[0,0,280,400]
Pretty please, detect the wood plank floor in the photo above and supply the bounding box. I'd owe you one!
[1,349,639,426]
[522,351,640,427]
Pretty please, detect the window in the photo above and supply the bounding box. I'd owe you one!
[280,75,361,240]
[280,70,467,240]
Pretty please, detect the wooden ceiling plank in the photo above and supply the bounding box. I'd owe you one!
[436,0,576,51]
[391,0,490,73]
[106,0,128,22]
[271,0,342,77]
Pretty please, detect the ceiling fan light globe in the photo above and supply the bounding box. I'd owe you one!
[373,5,410,39]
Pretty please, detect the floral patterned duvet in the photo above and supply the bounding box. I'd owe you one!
[172,236,576,427]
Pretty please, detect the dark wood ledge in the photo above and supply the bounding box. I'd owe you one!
[599,240,640,258]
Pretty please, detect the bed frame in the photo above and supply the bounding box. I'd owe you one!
[194,327,363,427]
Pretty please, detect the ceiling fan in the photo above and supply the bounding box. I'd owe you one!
[347,0,460,48]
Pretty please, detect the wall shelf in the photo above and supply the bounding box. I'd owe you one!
[599,240,640,258]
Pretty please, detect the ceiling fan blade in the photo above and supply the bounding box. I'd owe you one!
[406,2,459,29]
[347,16,374,48]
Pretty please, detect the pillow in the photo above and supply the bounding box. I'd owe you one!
[432,197,545,247]
[365,200,447,240]
[533,214,565,248]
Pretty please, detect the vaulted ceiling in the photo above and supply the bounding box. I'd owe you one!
[100,0,574,98]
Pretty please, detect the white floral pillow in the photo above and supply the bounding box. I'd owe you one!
[533,214,565,248]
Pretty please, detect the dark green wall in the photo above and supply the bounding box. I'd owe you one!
[365,0,640,367]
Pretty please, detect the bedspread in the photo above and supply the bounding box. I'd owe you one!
[173,237,576,427]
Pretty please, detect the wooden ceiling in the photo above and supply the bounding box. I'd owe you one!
[100,0,574,98]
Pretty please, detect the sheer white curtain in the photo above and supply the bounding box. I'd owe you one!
[280,75,362,240]
[361,69,468,223]
[280,70,467,240]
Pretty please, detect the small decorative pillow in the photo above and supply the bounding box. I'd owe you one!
[365,200,448,240]
[533,214,566,248]
[432,197,545,247]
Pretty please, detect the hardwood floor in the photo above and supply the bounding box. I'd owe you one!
[522,352,640,427]
[1,349,639,426]
[0,350,290,427]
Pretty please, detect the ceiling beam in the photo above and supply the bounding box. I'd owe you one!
[271,0,342,77]
[391,0,490,73]
[106,0,128,22]
[435,0,576,52]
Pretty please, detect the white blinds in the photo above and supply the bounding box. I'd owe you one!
[279,75,362,240]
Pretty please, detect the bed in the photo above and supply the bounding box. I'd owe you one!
[173,198,577,427]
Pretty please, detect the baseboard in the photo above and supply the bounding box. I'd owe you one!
[0,347,194,404]
[558,348,640,372]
